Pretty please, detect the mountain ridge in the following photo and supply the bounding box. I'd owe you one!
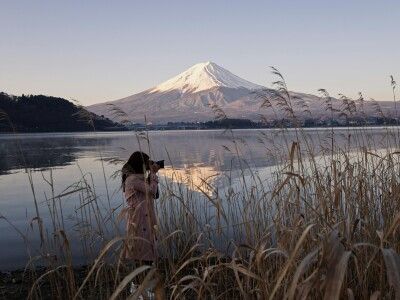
[87,62,271,123]
[87,62,397,125]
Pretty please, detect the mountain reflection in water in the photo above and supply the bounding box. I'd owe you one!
[160,164,220,196]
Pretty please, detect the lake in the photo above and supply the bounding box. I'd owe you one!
[0,128,397,270]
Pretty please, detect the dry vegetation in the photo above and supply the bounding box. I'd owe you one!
[1,69,400,299]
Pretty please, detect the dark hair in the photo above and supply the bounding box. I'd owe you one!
[126,151,150,174]
[122,151,150,190]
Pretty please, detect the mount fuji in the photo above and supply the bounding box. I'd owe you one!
[87,62,394,124]
[149,61,263,94]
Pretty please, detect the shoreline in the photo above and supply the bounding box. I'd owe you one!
[1,124,400,136]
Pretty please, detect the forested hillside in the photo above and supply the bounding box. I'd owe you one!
[0,92,124,132]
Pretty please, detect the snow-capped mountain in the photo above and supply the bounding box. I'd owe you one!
[87,61,270,124]
[149,61,263,94]
[87,62,395,124]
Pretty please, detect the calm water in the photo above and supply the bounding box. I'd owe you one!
[0,128,395,270]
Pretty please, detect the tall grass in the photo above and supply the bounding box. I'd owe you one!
[1,71,400,299]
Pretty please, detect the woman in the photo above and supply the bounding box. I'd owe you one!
[122,151,160,263]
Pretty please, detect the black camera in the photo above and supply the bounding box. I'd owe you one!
[155,160,165,169]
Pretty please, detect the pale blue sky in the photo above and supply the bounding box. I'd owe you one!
[1,0,399,105]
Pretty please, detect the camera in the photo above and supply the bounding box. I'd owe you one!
[150,159,164,169]
[155,160,165,169]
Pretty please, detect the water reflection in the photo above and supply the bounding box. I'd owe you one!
[0,131,275,175]
[0,128,399,269]
[0,133,113,175]
[1,128,396,176]
[161,164,220,196]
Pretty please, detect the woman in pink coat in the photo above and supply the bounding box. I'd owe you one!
[121,151,160,263]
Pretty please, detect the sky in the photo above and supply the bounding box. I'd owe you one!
[1,0,399,105]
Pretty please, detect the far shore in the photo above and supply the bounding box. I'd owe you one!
[2,124,400,136]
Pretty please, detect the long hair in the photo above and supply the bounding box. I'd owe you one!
[122,151,150,191]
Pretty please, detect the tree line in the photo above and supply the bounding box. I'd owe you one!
[0,92,123,133]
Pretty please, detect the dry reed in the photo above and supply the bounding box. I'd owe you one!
[1,70,400,300]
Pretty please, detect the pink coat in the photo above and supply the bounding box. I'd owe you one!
[123,172,158,261]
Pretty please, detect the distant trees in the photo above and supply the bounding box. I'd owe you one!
[204,118,258,129]
[159,116,397,130]
[0,92,124,133]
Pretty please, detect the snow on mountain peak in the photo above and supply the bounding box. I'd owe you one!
[150,61,262,93]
